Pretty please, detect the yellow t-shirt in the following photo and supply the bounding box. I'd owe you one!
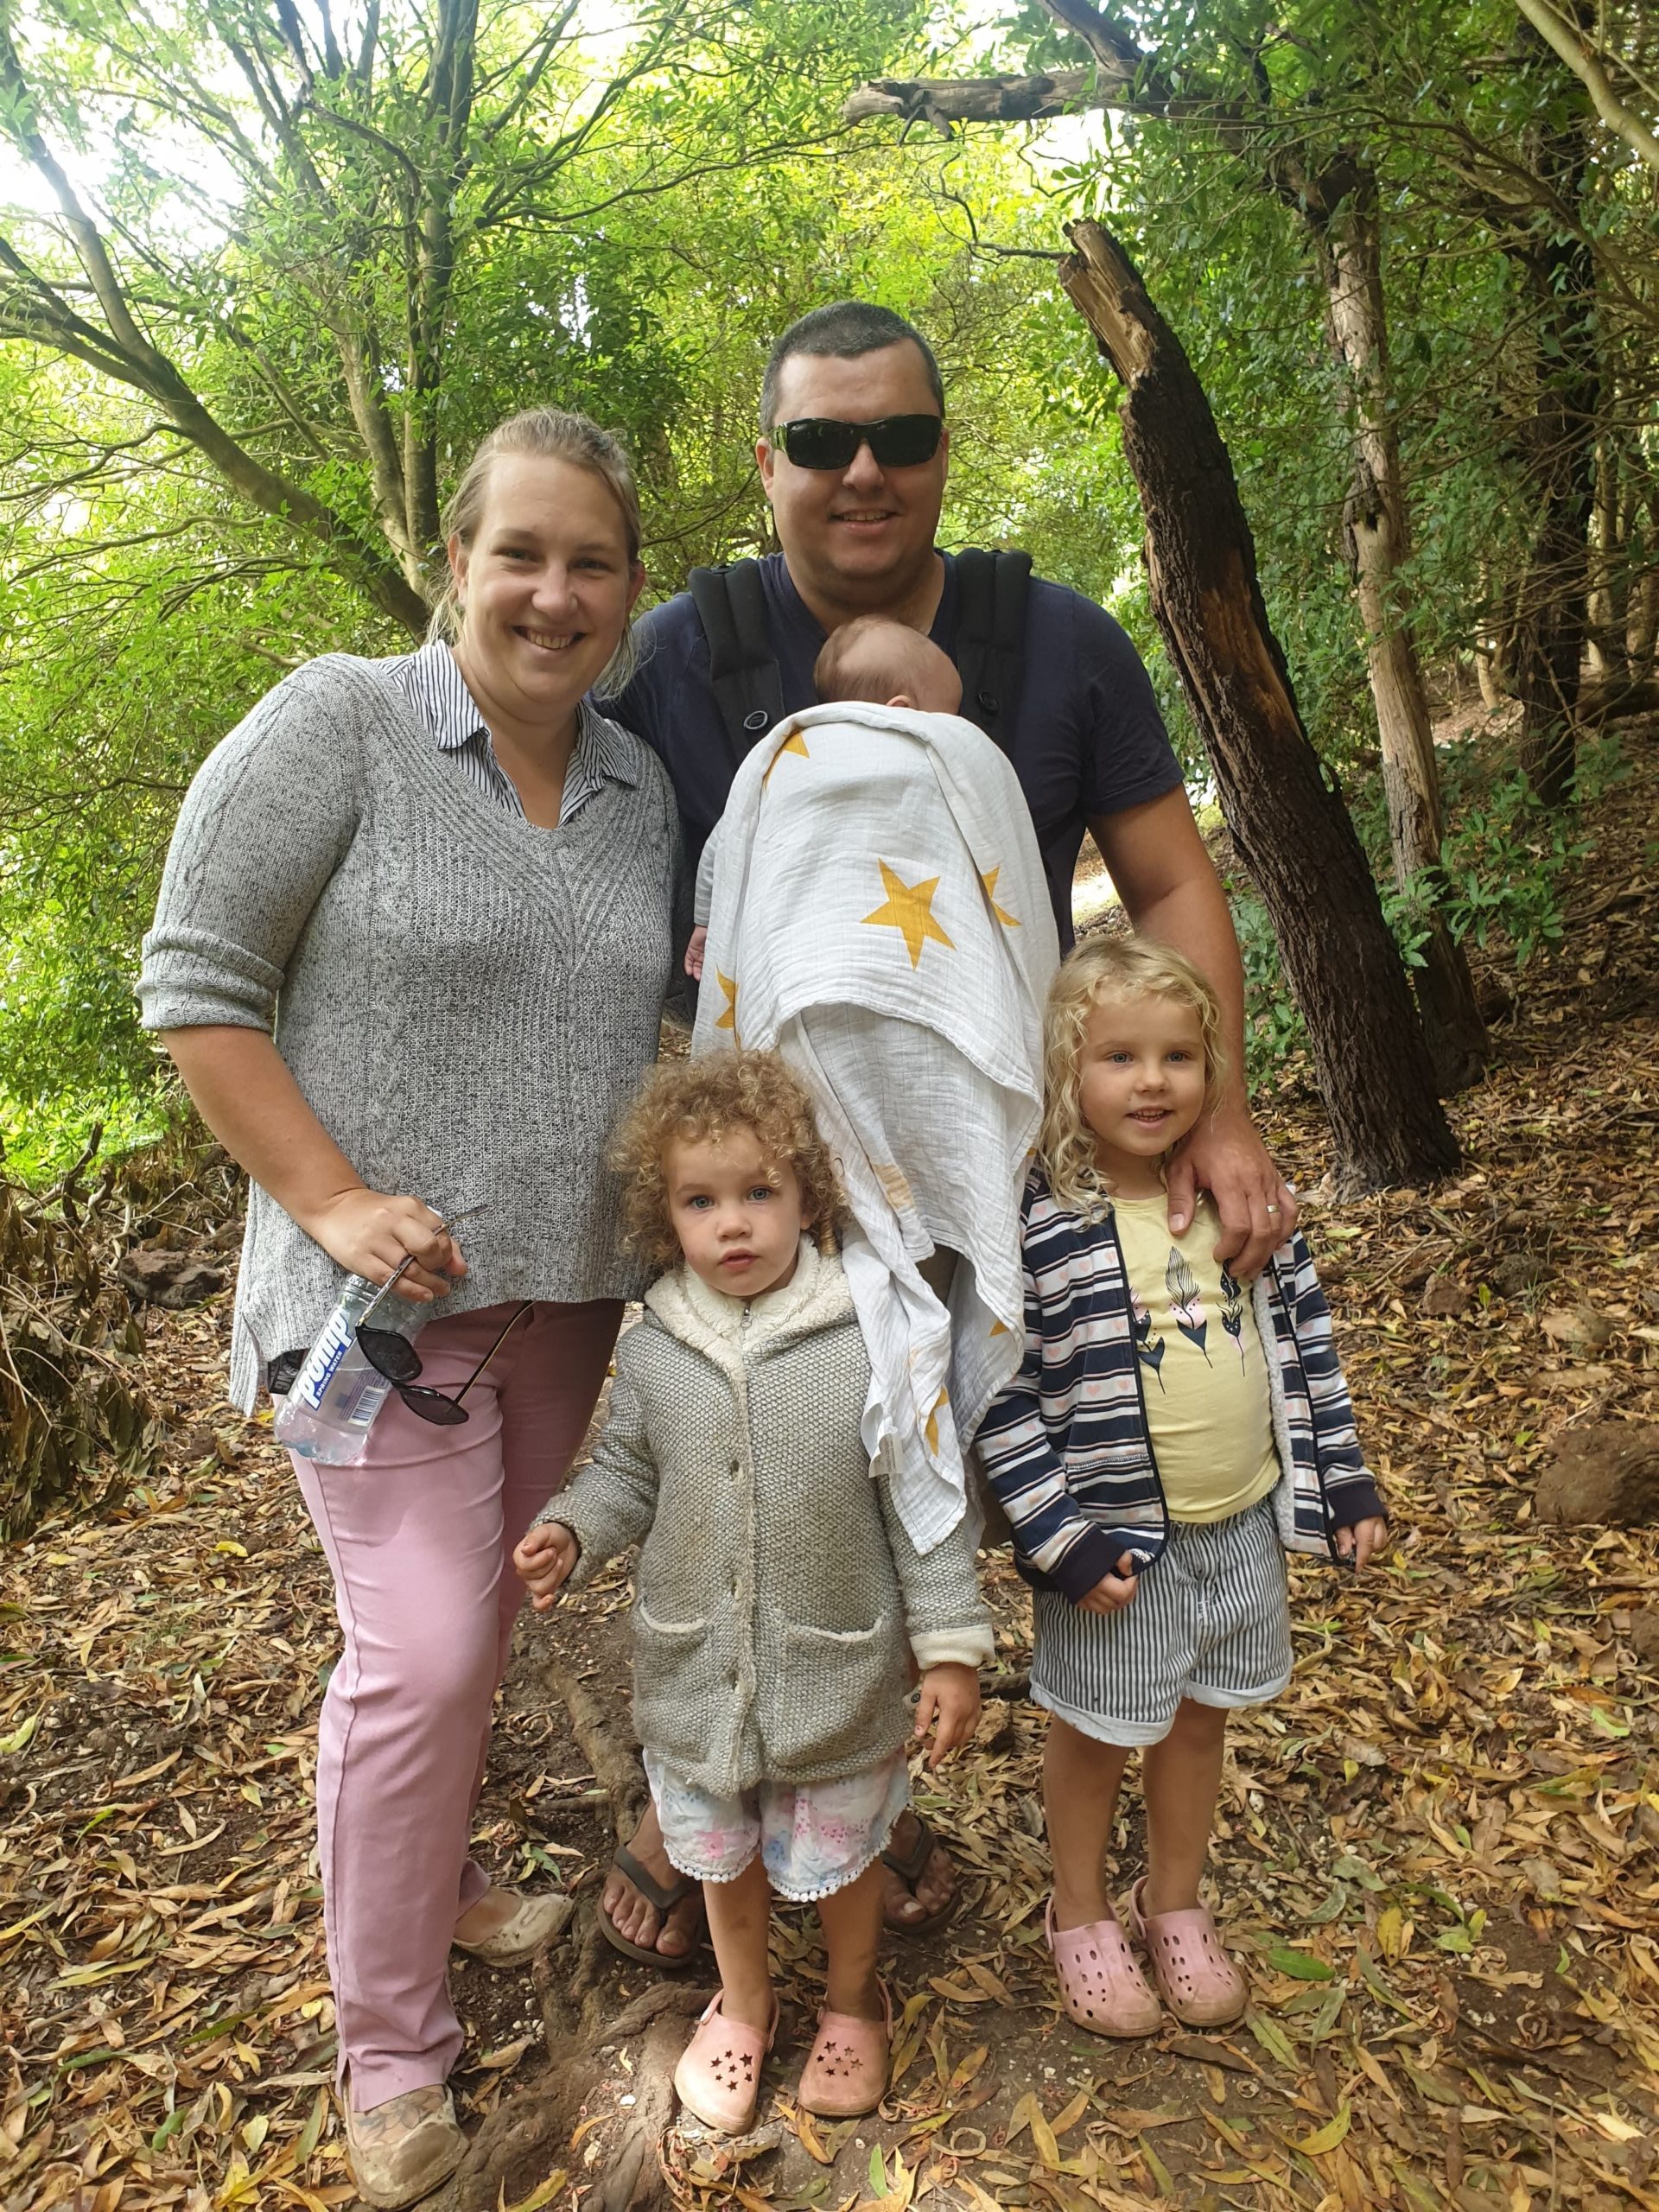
[1109,1195,1280,1523]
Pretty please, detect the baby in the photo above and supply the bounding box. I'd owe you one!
[686,618,964,982]
[812,614,965,715]
[688,607,1058,1561]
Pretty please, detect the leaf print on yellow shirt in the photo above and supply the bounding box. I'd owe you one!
[1166,1247,1211,1363]
[1130,1287,1166,1390]
[1219,1265,1247,1367]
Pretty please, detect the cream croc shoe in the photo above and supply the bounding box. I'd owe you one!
[344,2083,466,2209]
[452,1888,575,1968]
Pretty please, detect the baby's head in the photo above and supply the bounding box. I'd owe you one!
[813,617,963,715]
[610,1052,846,1296]
[1039,935,1229,1211]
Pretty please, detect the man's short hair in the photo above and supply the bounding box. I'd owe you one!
[760,302,944,433]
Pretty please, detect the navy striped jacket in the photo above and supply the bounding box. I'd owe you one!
[976,1172,1386,1602]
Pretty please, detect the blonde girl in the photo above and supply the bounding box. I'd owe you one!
[978,937,1389,2037]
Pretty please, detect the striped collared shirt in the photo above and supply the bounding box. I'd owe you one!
[391,638,639,823]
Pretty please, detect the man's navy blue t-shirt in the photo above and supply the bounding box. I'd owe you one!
[605,550,1184,947]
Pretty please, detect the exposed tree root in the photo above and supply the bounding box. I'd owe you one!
[454,1703,709,2212]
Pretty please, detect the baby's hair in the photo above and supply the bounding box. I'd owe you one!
[1039,934,1229,1215]
[813,616,957,707]
[610,1052,848,1269]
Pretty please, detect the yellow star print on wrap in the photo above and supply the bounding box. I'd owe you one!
[714,971,739,1038]
[762,727,810,786]
[924,1389,950,1456]
[861,861,954,969]
[981,867,1020,928]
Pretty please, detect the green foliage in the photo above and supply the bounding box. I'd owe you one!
[1432,772,1594,968]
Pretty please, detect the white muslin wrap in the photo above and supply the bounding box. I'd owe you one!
[693,700,1060,1553]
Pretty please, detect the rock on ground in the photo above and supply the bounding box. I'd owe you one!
[1534,1421,1659,1526]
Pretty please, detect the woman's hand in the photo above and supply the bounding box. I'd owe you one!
[1077,1553,1141,1616]
[302,1189,467,1302]
[684,925,708,982]
[913,1662,981,1768]
[515,1522,579,1611]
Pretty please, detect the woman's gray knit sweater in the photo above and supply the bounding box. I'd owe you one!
[543,1243,994,1797]
[137,652,677,1410]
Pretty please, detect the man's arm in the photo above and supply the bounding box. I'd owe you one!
[1089,786,1297,1275]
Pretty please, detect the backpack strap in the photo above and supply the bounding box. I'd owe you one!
[687,561,785,759]
[953,547,1032,756]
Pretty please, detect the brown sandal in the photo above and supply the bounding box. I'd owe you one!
[880,1812,957,1937]
[597,1847,706,1971]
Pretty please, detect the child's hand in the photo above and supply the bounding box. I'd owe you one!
[513,1522,579,1611]
[913,1662,981,1769]
[1078,1553,1141,1615]
[1335,1516,1389,1570]
[684,926,708,982]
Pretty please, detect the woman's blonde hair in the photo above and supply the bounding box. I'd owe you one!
[610,1052,848,1271]
[427,406,645,695]
[1039,934,1229,1215]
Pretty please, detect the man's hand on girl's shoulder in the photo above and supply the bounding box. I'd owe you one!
[1166,1102,1296,1278]
[1077,1553,1141,1616]
[513,1522,579,1610]
[1334,1516,1389,1570]
[913,1662,981,1769]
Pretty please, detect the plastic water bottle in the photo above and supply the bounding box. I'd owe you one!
[274,1275,395,1465]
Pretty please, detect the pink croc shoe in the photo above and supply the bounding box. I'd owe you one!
[1044,1896,1162,2038]
[673,1990,779,2134]
[1121,1877,1247,2027]
[798,1980,893,2118]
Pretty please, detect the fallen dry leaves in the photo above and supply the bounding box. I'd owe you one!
[3,750,1657,2212]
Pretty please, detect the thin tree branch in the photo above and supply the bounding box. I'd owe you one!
[1511,0,1659,171]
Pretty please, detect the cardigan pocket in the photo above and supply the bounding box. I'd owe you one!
[632,1598,717,1767]
[768,1612,906,1774]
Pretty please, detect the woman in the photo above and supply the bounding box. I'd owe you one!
[138,409,678,2209]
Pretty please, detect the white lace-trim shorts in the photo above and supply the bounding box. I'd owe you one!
[1031,1494,1294,1748]
[644,1747,911,1903]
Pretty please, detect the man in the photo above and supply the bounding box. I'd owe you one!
[601,300,1297,1964]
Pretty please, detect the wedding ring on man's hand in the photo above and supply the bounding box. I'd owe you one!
[1266,1204,1280,1215]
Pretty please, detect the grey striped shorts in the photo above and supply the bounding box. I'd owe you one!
[1031,1495,1293,1747]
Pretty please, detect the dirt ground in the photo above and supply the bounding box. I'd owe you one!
[3,736,1658,2212]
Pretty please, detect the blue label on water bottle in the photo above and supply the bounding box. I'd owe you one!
[297,1313,354,1410]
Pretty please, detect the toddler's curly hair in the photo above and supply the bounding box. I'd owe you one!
[611,1052,848,1269]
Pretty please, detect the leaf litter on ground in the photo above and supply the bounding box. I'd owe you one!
[3,746,1658,2210]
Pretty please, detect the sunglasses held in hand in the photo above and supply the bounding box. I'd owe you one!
[351,1205,528,1427]
[357,1296,532,1426]
[769,414,944,470]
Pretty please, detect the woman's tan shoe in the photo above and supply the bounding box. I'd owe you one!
[452,1887,575,1968]
[344,2084,466,2209]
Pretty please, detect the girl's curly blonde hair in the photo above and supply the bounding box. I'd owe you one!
[1039,935,1229,1217]
[611,1052,848,1270]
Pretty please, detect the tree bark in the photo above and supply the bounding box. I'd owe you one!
[1059,219,1459,1192]
[1512,24,1602,807]
[1295,161,1488,1093]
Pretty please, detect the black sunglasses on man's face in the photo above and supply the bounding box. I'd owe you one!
[769,414,944,471]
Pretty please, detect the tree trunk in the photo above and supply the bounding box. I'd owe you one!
[1586,430,1626,682]
[1059,219,1459,1192]
[1301,162,1487,1093]
[1512,26,1601,807]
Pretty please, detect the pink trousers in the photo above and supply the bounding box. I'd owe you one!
[290,1296,621,2110]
